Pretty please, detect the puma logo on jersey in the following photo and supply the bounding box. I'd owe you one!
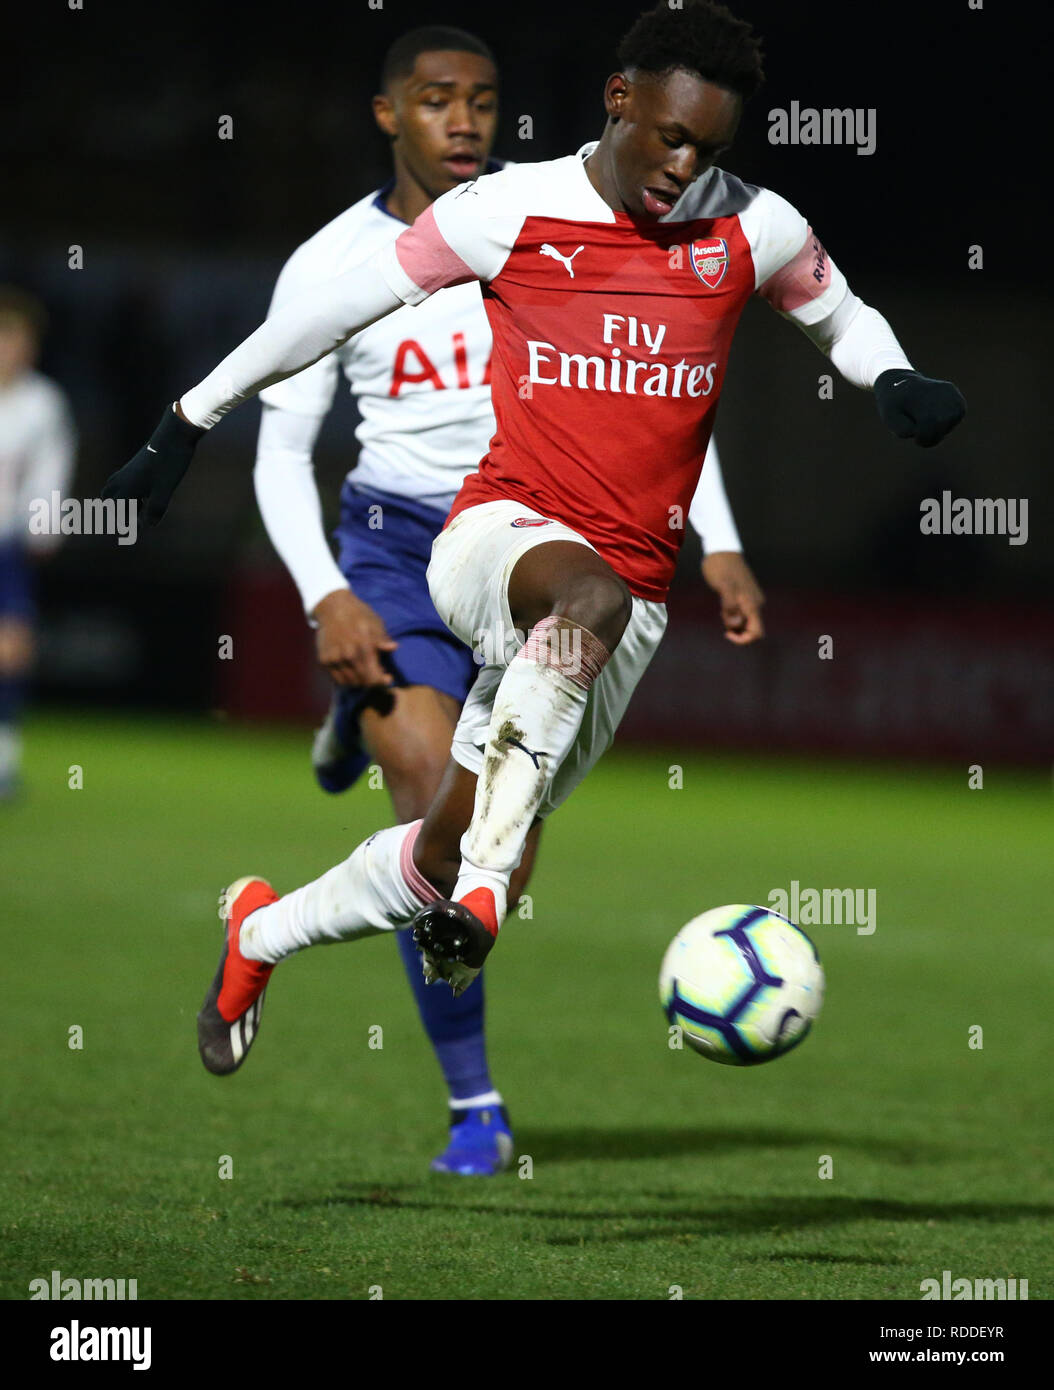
[540,244,585,278]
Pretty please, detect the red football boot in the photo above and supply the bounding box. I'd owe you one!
[197,877,279,1075]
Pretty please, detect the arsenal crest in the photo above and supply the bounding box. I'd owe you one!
[690,237,729,289]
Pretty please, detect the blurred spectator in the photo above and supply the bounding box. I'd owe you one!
[0,286,76,796]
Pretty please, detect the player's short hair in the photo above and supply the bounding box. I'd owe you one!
[380,26,497,92]
[617,0,765,101]
[0,285,48,338]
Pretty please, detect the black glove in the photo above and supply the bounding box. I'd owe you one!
[873,369,966,448]
[101,404,206,525]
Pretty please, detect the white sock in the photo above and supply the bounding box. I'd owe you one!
[241,821,439,964]
[455,617,610,921]
[450,1090,504,1111]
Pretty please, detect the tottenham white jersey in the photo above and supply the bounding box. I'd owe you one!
[0,370,76,544]
[259,180,499,515]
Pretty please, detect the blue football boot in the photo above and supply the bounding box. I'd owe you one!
[430,1104,514,1177]
[311,695,370,794]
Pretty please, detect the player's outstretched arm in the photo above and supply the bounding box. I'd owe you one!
[784,291,965,450]
[687,437,765,645]
[103,173,502,524]
[806,295,966,449]
[247,243,400,688]
[751,194,965,449]
[101,260,406,524]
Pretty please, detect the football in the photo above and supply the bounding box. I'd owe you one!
[660,904,824,1065]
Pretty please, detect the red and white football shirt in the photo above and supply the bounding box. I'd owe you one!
[374,143,848,601]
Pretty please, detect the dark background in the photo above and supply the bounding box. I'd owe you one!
[4,0,1050,753]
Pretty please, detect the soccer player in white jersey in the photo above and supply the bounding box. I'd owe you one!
[0,288,76,799]
[253,25,763,1174]
[102,1,964,1084]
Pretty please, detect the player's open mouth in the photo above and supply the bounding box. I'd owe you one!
[443,154,481,178]
[642,187,678,217]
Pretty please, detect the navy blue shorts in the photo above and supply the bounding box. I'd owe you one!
[330,483,479,776]
[0,541,34,622]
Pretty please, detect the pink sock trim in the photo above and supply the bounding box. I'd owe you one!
[519,615,610,690]
[400,820,442,906]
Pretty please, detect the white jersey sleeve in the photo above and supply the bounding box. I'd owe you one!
[687,437,742,555]
[257,245,343,419]
[180,263,404,429]
[181,172,521,429]
[741,189,913,388]
[374,178,520,307]
[253,404,348,618]
[251,232,351,617]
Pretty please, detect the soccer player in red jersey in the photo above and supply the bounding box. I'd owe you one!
[253,25,762,1172]
[102,1,964,1073]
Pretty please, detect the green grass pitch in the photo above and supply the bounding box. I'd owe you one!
[2,713,1051,1301]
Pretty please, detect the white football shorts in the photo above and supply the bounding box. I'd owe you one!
[427,499,668,819]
